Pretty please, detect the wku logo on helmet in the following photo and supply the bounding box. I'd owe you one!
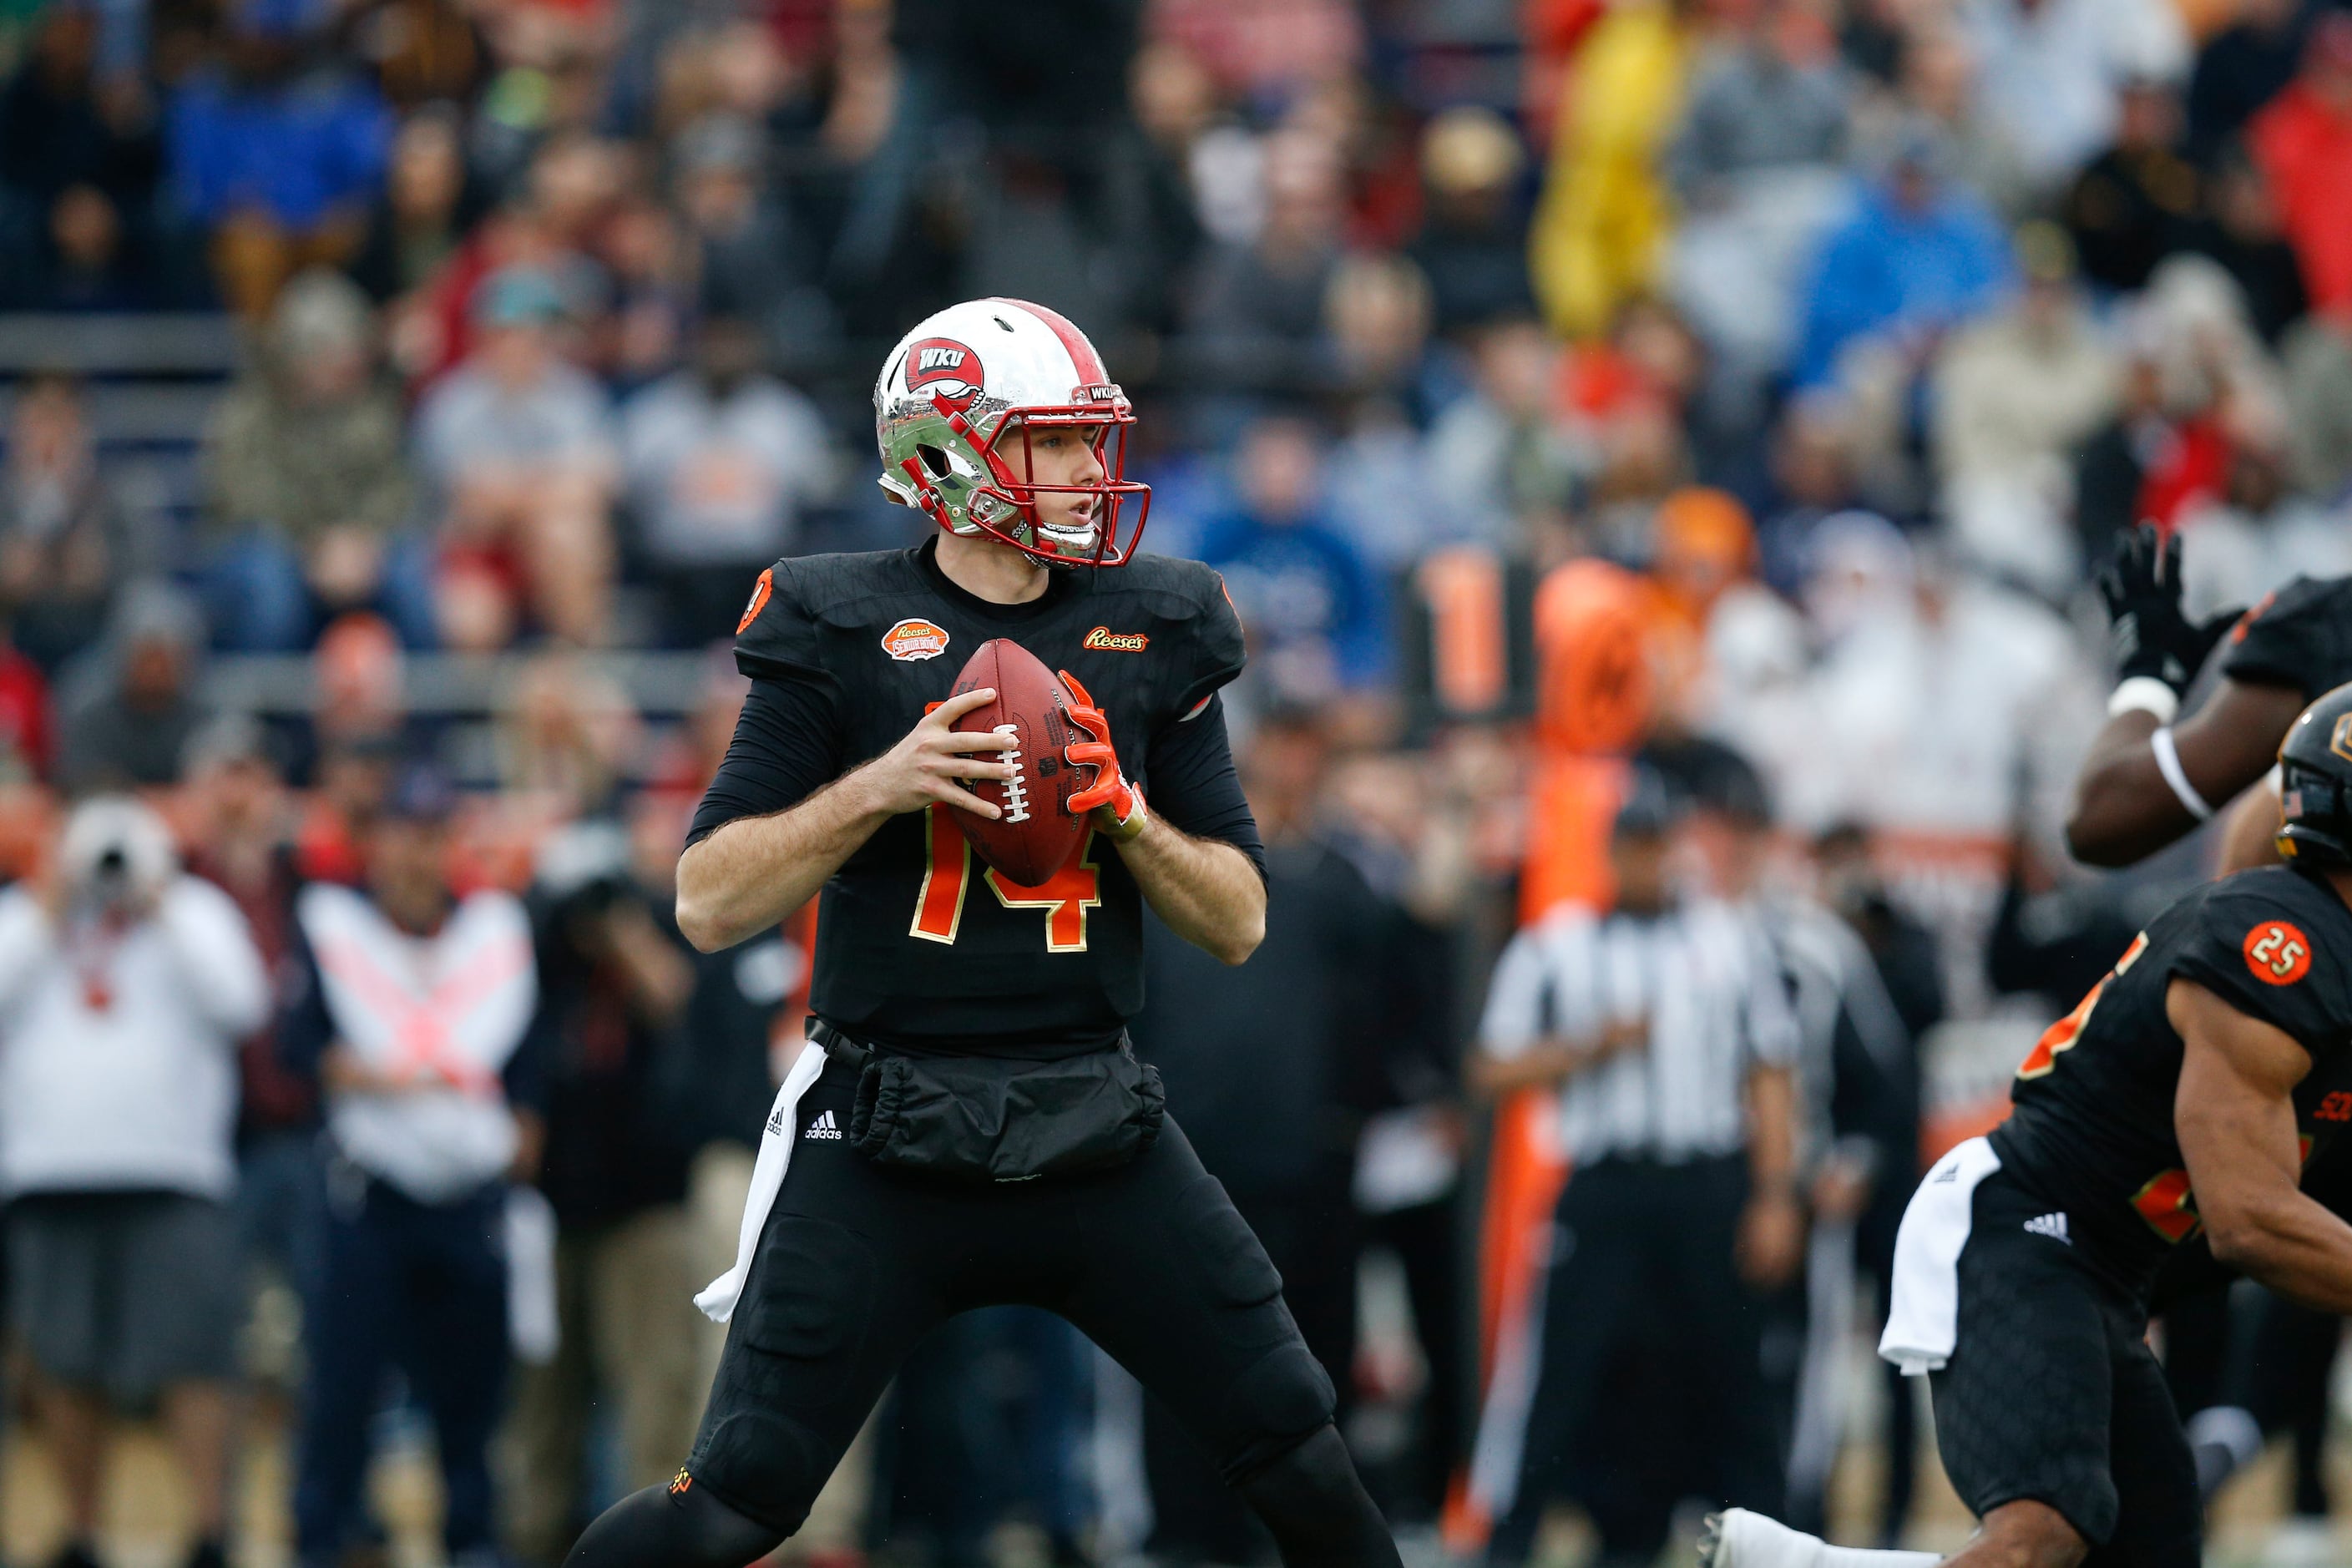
[905,337,984,397]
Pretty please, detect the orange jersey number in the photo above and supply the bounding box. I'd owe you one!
[2018,933,2151,1080]
[909,802,1100,951]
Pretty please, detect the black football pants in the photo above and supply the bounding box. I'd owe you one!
[669,1064,1392,1558]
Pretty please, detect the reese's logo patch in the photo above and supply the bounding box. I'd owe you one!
[2244,919,2314,985]
[1082,626,1149,653]
[882,619,952,662]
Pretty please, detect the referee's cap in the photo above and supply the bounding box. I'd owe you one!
[1613,771,1683,841]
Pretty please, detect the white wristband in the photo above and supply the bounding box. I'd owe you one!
[2107,676,2181,725]
[2152,726,2214,822]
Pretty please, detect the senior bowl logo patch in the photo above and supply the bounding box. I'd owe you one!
[2244,919,2313,985]
[882,619,952,662]
[1082,626,1149,653]
[736,568,773,634]
[906,337,984,398]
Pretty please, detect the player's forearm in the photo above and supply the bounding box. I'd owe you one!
[1112,813,1264,965]
[2204,1191,2352,1314]
[675,768,892,952]
[2065,712,2188,867]
[2069,680,2306,866]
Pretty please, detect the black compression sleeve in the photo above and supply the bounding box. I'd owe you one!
[685,677,847,848]
[1144,694,1266,882]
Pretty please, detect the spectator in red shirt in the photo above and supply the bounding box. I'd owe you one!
[0,637,49,782]
[2251,14,2352,313]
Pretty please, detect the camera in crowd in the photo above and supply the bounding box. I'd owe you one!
[534,820,644,942]
[58,796,179,918]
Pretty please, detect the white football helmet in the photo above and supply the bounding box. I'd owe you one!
[873,297,1150,566]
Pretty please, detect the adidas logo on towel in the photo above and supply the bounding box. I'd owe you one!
[765,1105,787,1137]
[2023,1211,2071,1245]
[806,1109,844,1141]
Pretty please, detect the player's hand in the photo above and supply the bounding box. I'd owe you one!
[1736,1186,1806,1289]
[1060,670,1147,841]
[855,686,1019,820]
[2098,523,2239,696]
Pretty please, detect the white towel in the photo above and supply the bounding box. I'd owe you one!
[695,1044,828,1323]
[1879,1136,2003,1375]
[506,1185,561,1364]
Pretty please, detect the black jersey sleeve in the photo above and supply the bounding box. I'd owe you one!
[2167,875,2352,1051]
[732,559,837,690]
[685,675,847,848]
[1175,569,1247,717]
[1144,693,1267,882]
[2221,575,2352,695]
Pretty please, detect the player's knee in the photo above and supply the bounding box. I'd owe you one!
[1973,1500,2090,1568]
[562,1479,788,1568]
[1235,1425,1401,1568]
[1216,1343,1338,1485]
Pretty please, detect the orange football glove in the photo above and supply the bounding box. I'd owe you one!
[1059,670,1147,840]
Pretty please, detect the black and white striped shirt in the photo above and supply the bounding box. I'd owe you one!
[1479,898,1798,1166]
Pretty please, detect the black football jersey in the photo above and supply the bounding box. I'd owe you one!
[724,543,1247,1053]
[1995,865,2352,1297]
[2221,574,2352,696]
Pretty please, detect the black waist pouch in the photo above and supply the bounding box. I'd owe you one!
[817,1025,1166,1184]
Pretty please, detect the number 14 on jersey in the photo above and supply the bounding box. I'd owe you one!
[910,802,1101,951]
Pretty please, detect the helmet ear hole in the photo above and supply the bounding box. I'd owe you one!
[917,443,953,478]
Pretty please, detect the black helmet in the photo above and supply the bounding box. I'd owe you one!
[2276,681,2352,867]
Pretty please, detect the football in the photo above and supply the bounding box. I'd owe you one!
[947,637,1090,887]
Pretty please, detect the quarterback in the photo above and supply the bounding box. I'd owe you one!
[563,299,1401,1568]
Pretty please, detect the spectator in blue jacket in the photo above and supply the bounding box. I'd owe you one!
[1791,129,2013,390]
[165,8,389,316]
[1198,416,1394,705]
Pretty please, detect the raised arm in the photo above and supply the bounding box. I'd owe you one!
[2066,680,2305,867]
[2170,977,2352,1311]
[155,877,271,1039]
[2065,522,2285,867]
[676,685,1016,953]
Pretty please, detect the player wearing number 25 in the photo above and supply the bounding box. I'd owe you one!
[559,301,1402,1568]
[1708,679,2352,1568]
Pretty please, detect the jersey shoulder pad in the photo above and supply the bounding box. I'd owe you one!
[2222,574,2352,695]
[2168,868,2352,1047]
[1110,554,1246,711]
[732,553,912,685]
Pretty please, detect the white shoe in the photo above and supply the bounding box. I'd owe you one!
[1698,1510,1822,1568]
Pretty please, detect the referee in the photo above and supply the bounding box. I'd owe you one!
[1473,784,1803,1568]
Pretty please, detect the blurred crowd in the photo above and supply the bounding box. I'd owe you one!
[3,0,2352,1560]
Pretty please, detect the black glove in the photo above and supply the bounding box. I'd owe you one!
[2097,524,2238,695]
